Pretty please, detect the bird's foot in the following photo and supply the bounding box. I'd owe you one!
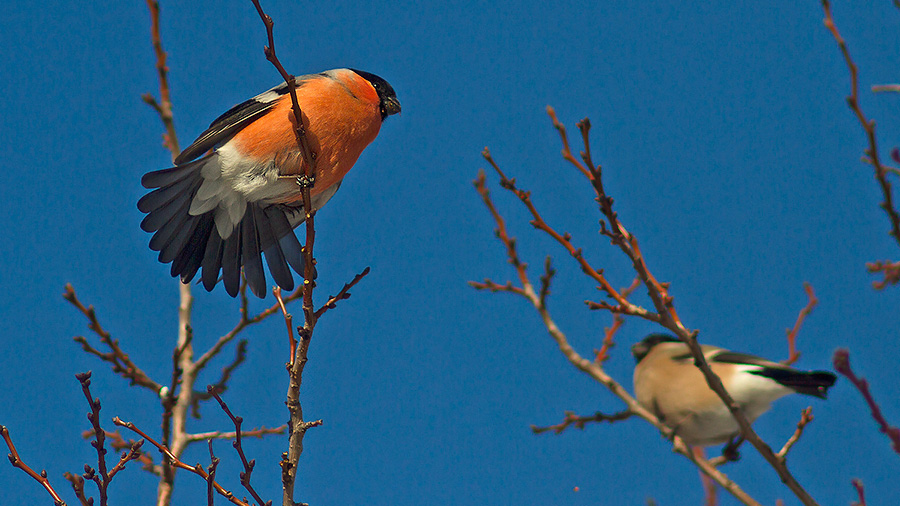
[295,174,316,189]
[721,436,744,462]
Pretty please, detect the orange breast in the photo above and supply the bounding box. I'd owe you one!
[231,71,383,201]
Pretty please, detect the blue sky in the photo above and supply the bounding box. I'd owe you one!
[1,1,899,505]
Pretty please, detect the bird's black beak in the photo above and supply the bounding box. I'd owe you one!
[382,96,401,118]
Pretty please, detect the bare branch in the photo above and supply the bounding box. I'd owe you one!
[64,284,163,393]
[474,111,831,505]
[194,287,302,372]
[833,349,900,454]
[821,0,900,248]
[1,425,67,505]
[185,426,286,443]
[113,417,250,506]
[274,287,298,367]
[107,440,145,483]
[594,277,640,363]
[776,408,814,460]
[193,340,249,413]
[783,283,817,365]
[98,430,158,475]
[479,150,657,323]
[531,410,633,434]
[472,169,532,292]
[548,112,820,505]
[538,257,555,307]
[468,278,529,297]
[471,161,761,506]
[143,0,180,158]
[139,4,197,502]
[205,441,219,506]
[210,388,272,506]
[866,260,900,289]
[315,267,371,319]
[63,472,90,506]
[872,84,900,93]
[76,372,111,505]
[852,479,867,506]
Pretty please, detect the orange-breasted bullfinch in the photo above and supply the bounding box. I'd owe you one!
[138,68,400,298]
[632,334,836,446]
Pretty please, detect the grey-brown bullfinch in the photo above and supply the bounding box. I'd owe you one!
[632,334,836,446]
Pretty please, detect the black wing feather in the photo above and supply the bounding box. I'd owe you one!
[241,207,267,298]
[137,174,197,214]
[148,198,192,252]
[749,368,837,399]
[201,231,224,292]
[142,162,198,188]
[221,226,243,297]
[159,214,201,264]
[257,207,294,291]
[175,99,279,164]
[264,206,306,273]
[141,186,195,233]
[172,214,215,283]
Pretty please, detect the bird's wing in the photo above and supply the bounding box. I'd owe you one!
[174,74,320,165]
[710,350,784,369]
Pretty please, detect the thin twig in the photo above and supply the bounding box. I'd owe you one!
[594,277,640,363]
[314,267,371,319]
[113,417,250,506]
[65,285,163,393]
[833,349,900,454]
[210,388,272,506]
[1,425,68,505]
[185,426,287,443]
[865,260,900,289]
[821,0,900,247]
[274,287,297,367]
[467,169,532,296]
[194,287,302,371]
[478,153,656,322]
[852,479,867,506]
[144,0,180,157]
[776,408,814,459]
[75,372,112,505]
[531,410,633,434]
[872,84,900,93]
[783,283,817,365]
[98,430,158,475]
[468,278,529,297]
[538,257,555,307]
[63,472,91,506]
[551,112,681,327]
[193,340,249,411]
[205,440,219,506]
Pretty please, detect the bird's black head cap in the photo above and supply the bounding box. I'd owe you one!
[631,333,681,363]
[351,69,401,120]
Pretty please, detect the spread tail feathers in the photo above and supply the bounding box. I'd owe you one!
[138,156,306,298]
[749,368,837,399]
